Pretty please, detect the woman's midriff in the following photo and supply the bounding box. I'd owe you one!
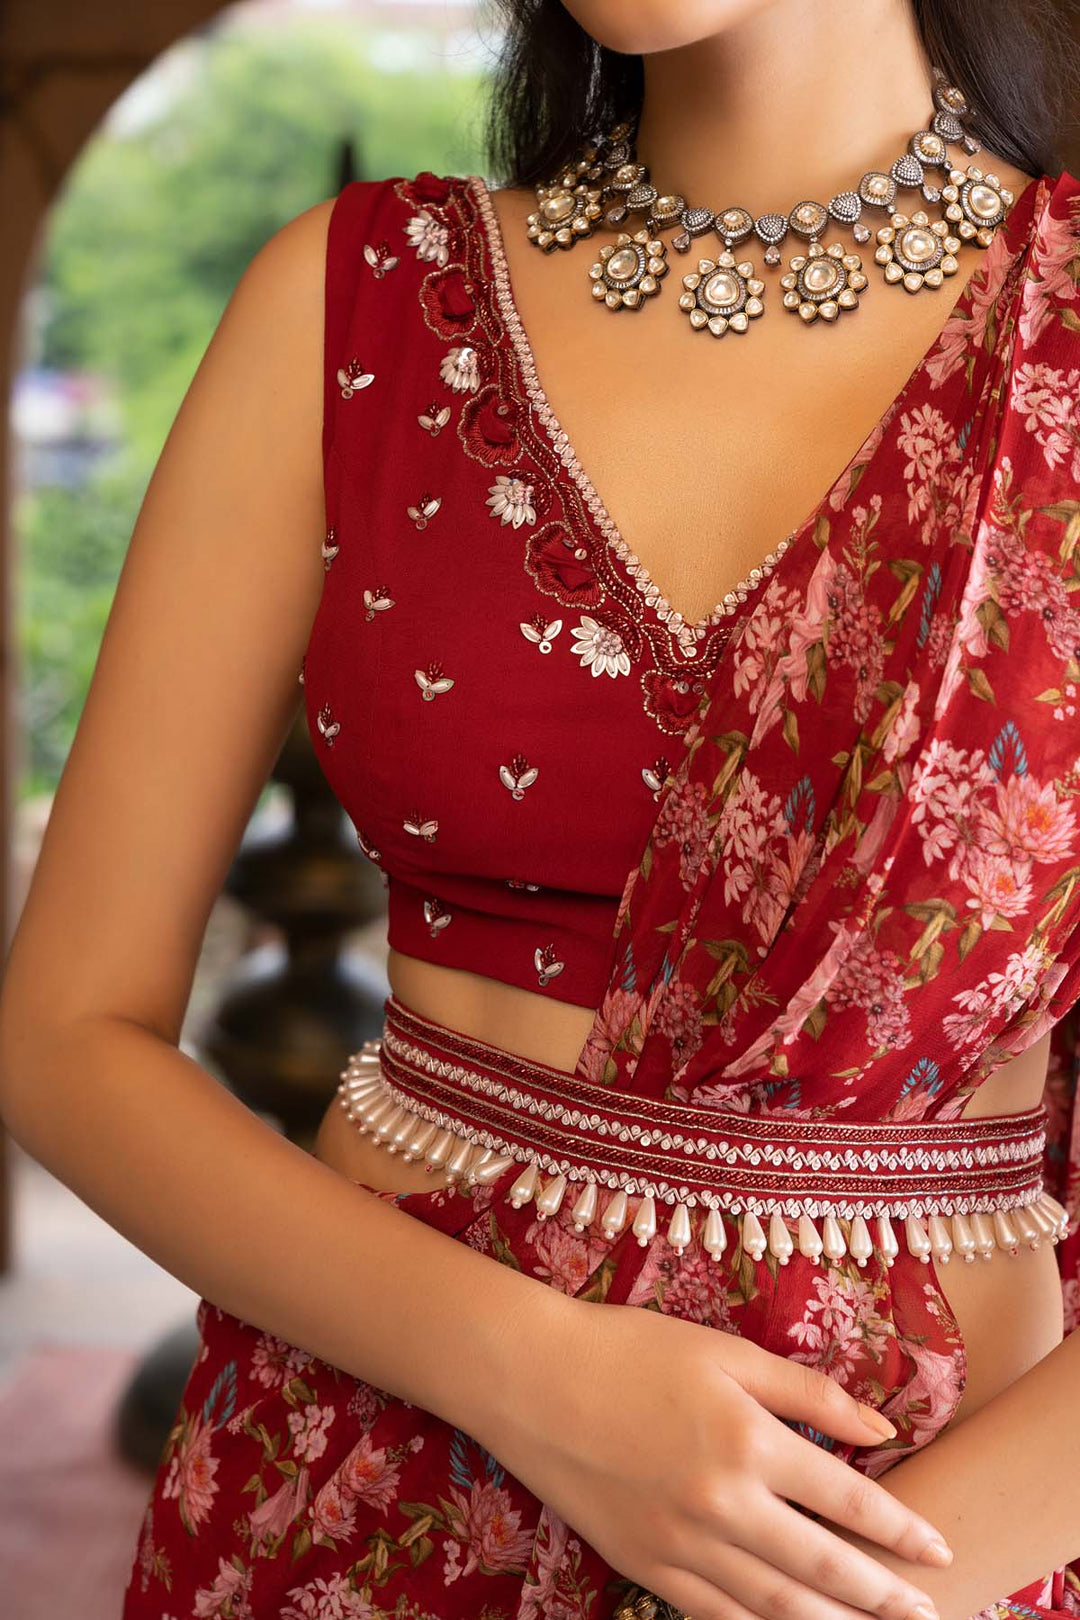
[310,950,1065,1427]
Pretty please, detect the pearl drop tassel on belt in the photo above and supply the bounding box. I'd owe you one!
[335,1017,1067,1269]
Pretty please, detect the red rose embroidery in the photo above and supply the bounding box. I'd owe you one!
[410,171,453,206]
[459,386,523,466]
[419,266,476,340]
[641,669,707,735]
[525,522,603,608]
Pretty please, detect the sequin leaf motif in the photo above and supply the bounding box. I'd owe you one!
[418,402,452,437]
[404,209,451,268]
[363,240,399,278]
[642,758,672,799]
[486,475,537,528]
[500,754,539,800]
[520,615,562,654]
[415,662,455,700]
[407,494,442,529]
[423,897,452,936]
[316,703,340,746]
[403,813,438,841]
[356,828,382,863]
[362,587,395,620]
[534,944,564,987]
[337,359,374,398]
[570,616,633,678]
[321,527,339,570]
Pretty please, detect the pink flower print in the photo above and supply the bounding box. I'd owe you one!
[654,976,704,1070]
[1012,361,1080,481]
[443,1478,535,1578]
[281,1573,375,1620]
[574,983,639,1086]
[335,1432,403,1513]
[345,1379,387,1430]
[877,1331,965,1460]
[652,776,711,889]
[980,772,1076,864]
[960,847,1033,927]
[247,1465,310,1546]
[162,1409,220,1534]
[882,681,922,765]
[249,1330,311,1389]
[1019,201,1080,347]
[309,1474,358,1546]
[787,1268,892,1382]
[193,1554,255,1619]
[625,1238,739,1331]
[752,545,838,742]
[288,1402,336,1464]
[827,931,911,1053]
[525,1205,613,1294]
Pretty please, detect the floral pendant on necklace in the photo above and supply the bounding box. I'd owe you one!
[678,252,765,336]
[874,209,961,292]
[780,240,868,323]
[588,227,669,310]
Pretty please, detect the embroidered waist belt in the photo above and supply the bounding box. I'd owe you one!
[335,993,1068,1268]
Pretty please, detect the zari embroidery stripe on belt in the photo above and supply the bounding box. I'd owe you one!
[335,994,1067,1268]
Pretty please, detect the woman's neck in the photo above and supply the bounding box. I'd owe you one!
[633,0,938,212]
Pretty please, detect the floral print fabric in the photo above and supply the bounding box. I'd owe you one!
[123,168,1080,1619]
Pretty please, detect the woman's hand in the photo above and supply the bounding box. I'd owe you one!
[482,1297,952,1620]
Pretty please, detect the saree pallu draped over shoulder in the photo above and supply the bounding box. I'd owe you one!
[123,171,1080,1620]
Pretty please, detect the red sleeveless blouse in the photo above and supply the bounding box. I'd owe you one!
[301,169,786,1007]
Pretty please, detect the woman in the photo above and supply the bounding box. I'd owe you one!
[1,0,1079,1616]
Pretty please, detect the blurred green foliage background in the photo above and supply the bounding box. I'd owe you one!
[15,10,493,796]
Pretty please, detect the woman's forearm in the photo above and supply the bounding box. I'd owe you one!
[0,1014,572,1445]
[831,1323,1080,1617]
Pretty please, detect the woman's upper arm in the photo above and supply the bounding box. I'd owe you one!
[0,193,340,1059]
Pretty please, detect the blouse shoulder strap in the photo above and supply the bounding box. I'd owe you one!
[322,170,471,478]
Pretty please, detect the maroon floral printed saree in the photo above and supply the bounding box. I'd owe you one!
[123,168,1080,1620]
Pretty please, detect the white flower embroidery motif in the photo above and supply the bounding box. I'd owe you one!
[534,944,564,988]
[424,897,452,936]
[337,358,374,399]
[520,615,562,654]
[407,493,442,530]
[440,346,479,394]
[362,586,394,620]
[500,753,539,800]
[418,402,451,437]
[316,703,340,745]
[415,661,454,700]
[403,813,438,842]
[321,527,339,570]
[570,616,632,678]
[642,758,672,799]
[404,209,450,268]
[363,240,399,278]
[486,476,537,529]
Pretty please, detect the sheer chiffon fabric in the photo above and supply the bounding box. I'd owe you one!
[122,167,1080,1618]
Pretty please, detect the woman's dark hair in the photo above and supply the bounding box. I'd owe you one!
[482,0,1079,188]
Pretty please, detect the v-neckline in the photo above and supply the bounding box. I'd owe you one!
[465,169,1044,651]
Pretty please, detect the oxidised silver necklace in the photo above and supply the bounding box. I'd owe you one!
[526,72,1016,336]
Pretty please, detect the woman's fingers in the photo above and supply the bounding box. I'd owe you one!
[671,1539,914,1620]
[768,1423,952,1567]
[720,1339,901,1449]
[733,1490,941,1620]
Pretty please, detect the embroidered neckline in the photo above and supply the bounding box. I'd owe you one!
[464,168,1044,655]
[466,172,790,657]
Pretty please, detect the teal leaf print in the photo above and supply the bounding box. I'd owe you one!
[783,774,816,834]
[989,720,1028,779]
[202,1359,238,1432]
[898,1057,942,1103]
[448,1427,473,1491]
[916,561,942,650]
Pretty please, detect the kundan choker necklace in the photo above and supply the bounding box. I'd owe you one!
[525,70,1016,335]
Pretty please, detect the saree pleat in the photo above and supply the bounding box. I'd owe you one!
[123,170,1080,1619]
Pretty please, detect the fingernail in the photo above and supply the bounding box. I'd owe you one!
[906,1604,939,1620]
[858,1403,897,1439]
[920,1538,953,1568]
